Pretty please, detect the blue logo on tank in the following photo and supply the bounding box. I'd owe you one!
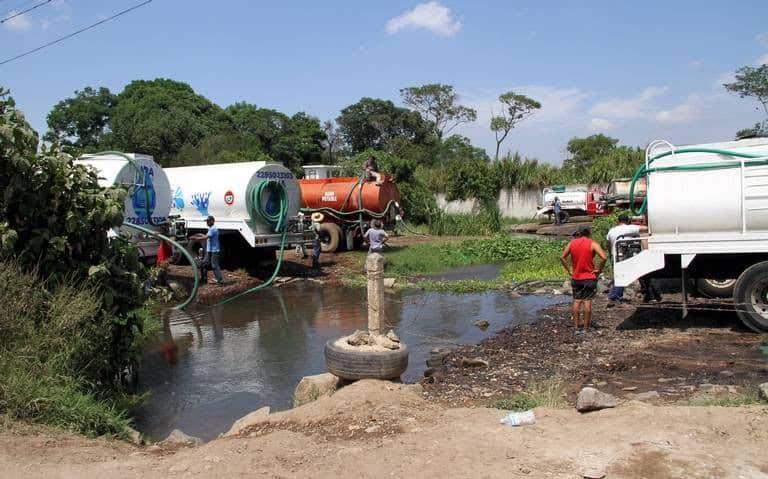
[191,192,211,217]
[173,187,185,210]
[131,166,156,221]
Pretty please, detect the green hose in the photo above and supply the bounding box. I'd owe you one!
[121,222,199,310]
[629,146,768,215]
[215,179,290,306]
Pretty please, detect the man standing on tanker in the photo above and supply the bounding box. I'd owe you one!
[560,225,607,334]
[363,155,383,186]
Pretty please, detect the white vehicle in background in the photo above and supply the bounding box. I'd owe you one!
[536,185,607,222]
[613,138,768,332]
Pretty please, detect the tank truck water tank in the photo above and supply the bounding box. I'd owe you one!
[165,162,308,249]
[646,138,768,237]
[299,176,401,215]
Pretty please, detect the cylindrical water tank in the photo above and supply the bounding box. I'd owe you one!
[75,153,172,228]
[165,162,302,236]
[299,177,401,214]
[646,138,768,235]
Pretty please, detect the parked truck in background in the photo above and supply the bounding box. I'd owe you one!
[536,185,607,222]
[613,138,768,332]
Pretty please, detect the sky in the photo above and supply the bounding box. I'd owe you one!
[1,0,767,163]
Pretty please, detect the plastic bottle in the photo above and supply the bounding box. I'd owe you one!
[500,410,536,426]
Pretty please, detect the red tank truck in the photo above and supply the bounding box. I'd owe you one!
[299,165,402,253]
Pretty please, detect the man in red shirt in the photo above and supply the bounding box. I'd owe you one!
[560,225,607,334]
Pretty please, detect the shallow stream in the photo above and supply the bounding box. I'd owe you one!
[132,282,564,441]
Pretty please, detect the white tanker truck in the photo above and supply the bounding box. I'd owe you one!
[75,152,172,259]
[614,137,768,332]
[164,161,314,262]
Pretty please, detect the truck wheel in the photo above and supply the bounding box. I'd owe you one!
[697,278,736,298]
[733,262,768,332]
[324,339,409,380]
[318,223,342,253]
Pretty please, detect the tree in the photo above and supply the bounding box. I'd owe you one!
[336,97,432,153]
[110,79,232,166]
[44,86,117,154]
[321,120,341,163]
[562,134,619,172]
[724,64,768,117]
[225,102,290,152]
[489,91,540,160]
[399,83,477,140]
[272,112,326,173]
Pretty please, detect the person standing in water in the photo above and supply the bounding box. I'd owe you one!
[191,215,224,286]
[560,225,607,334]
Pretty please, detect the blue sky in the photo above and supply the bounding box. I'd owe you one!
[1,0,767,163]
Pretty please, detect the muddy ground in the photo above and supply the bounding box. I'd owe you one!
[422,293,768,406]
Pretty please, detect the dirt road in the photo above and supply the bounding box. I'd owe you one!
[1,380,766,478]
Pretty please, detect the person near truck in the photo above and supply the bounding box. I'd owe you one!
[553,197,562,225]
[310,212,324,272]
[363,219,388,254]
[560,225,607,334]
[190,215,224,286]
[605,214,660,304]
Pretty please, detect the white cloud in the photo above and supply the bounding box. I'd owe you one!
[656,95,700,124]
[3,11,32,31]
[590,87,668,119]
[385,2,462,37]
[589,118,616,131]
[757,53,768,66]
[687,60,703,68]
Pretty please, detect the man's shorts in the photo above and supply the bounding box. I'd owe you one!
[571,279,597,300]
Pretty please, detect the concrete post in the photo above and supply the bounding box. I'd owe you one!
[366,253,385,335]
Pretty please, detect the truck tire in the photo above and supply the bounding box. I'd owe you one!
[324,339,409,380]
[318,223,342,253]
[697,278,736,298]
[733,262,768,332]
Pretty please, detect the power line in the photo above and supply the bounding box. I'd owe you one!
[0,0,152,67]
[1,0,51,24]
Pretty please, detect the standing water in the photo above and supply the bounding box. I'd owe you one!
[132,282,564,441]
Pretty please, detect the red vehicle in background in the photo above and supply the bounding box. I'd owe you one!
[299,165,401,253]
[536,185,608,223]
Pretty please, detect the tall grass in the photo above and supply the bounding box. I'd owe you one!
[0,261,139,437]
[426,204,502,236]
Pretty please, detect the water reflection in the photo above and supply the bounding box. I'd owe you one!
[132,283,564,441]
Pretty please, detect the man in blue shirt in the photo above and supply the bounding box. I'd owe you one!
[192,215,224,286]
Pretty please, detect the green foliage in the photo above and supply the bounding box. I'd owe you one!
[492,379,566,410]
[562,134,620,173]
[425,206,501,236]
[1,89,151,435]
[44,87,117,155]
[336,97,432,153]
[724,64,768,116]
[498,253,567,282]
[400,83,477,139]
[583,146,644,184]
[492,395,539,412]
[736,121,768,139]
[111,78,232,165]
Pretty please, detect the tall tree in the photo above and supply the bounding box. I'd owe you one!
[399,83,477,139]
[724,64,768,138]
[321,120,341,163]
[44,86,117,153]
[489,91,541,160]
[225,102,289,152]
[110,79,232,165]
[336,97,431,153]
[562,134,619,173]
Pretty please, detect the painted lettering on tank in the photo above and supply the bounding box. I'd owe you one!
[256,171,294,179]
[321,191,337,202]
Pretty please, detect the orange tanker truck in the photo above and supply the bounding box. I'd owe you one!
[299,165,401,253]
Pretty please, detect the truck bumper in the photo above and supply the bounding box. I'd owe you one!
[614,250,665,287]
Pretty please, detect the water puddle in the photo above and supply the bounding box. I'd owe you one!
[426,264,501,281]
[132,283,565,441]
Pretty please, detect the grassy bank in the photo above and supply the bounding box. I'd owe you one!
[0,262,158,437]
[342,235,569,292]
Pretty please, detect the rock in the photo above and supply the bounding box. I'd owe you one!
[582,469,606,479]
[346,329,371,346]
[223,406,271,437]
[621,386,638,391]
[364,425,381,434]
[718,370,735,378]
[426,349,452,367]
[163,429,203,446]
[473,319,490,329]
[460,357,489,368]
[759,383,768,401]
[126,427,143,445]
[383,278,397,289]
[293,373,340,407]
[576,387,618,412]
[375,335,400,350]
[631,390,660,401]
[386,330,400,343]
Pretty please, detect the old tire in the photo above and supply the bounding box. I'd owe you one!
[324,339,409,380]
[697,278,736,298]
[318,223,342,253]
[733,262,768,332]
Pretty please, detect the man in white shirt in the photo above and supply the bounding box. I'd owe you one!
[606,214,644,304]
